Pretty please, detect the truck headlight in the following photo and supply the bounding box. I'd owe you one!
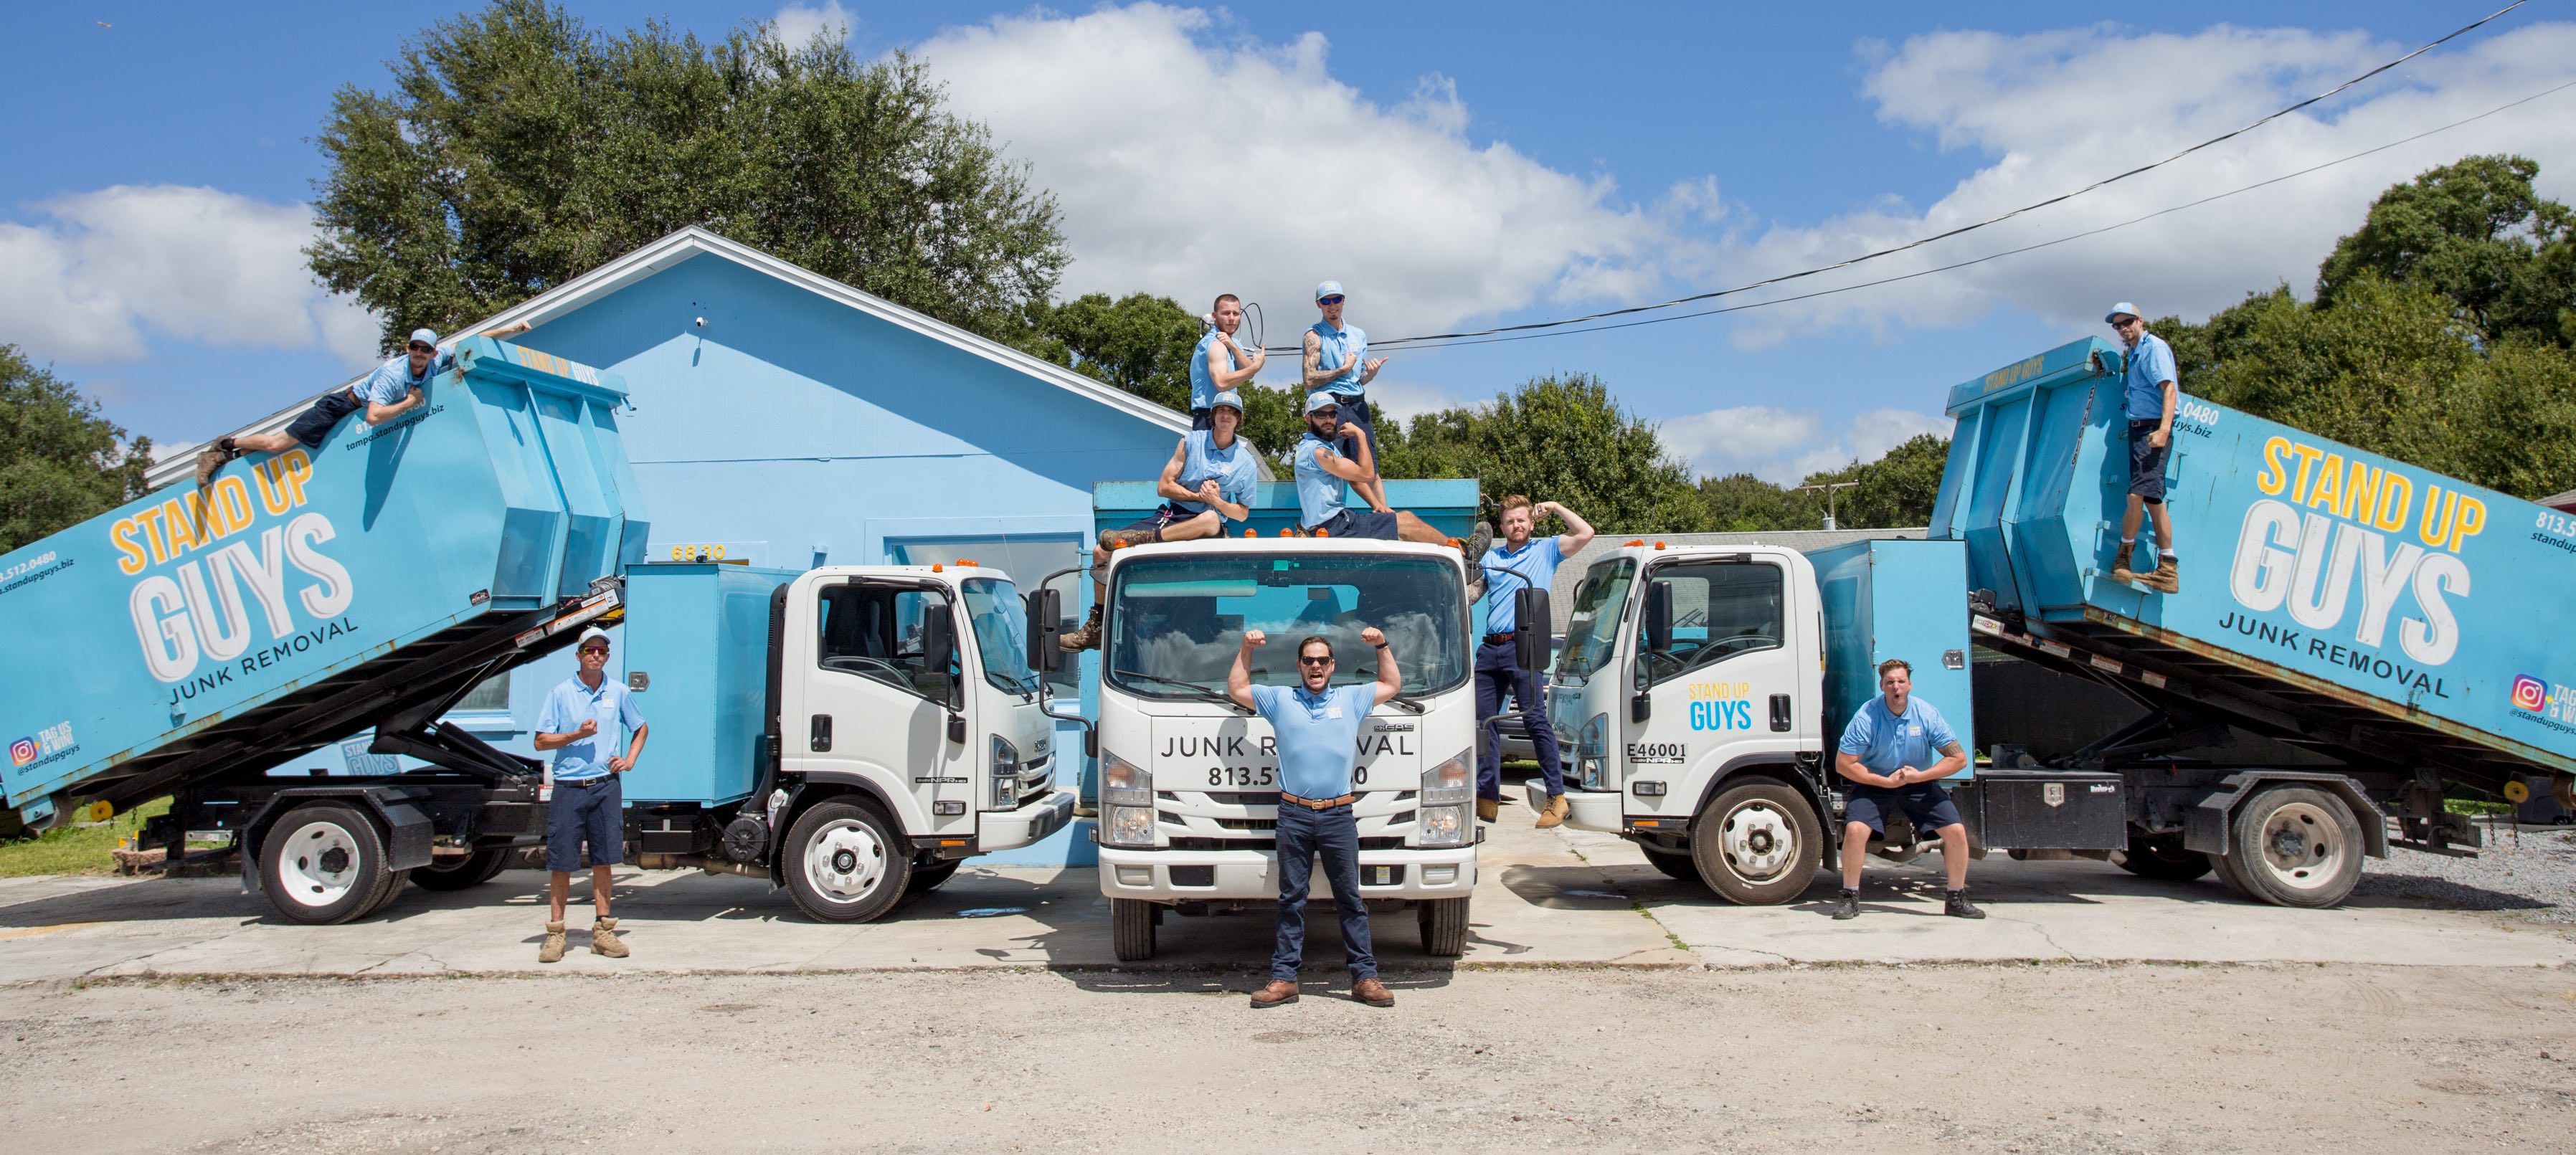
[989,735,1021,809]
[1099,751,1156,847]
[1418,750,1473,847]
[1577,713,1610,790]
[1103,804,1157,847]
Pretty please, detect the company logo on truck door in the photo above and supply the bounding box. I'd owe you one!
[109,450,357,688]
[1686,681,1758,730]
[2225,436,2485,677]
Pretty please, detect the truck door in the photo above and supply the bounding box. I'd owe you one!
[797,579,975,835]
[1632,556,1801,790]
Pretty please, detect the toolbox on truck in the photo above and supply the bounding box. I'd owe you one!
[1960,769,2127,850]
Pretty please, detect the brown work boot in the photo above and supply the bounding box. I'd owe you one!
[1463,521,1493,564]
[538,920,567,964]
[2107,541,2136,584]
[1100,526,1161,550]
[1476,797,1499,822]
[589,917,628,957]
[1350,976,1396,1007]
[194,438,235,487]
[2145,556,2180,594]
[1249,979,1299,1009]
[1535,794,1570,829]
[1059,605,1103,652]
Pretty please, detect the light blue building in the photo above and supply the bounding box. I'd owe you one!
[161,228,1199,863]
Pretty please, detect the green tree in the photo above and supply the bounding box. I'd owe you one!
[308,0,1066,348]
[2316,154,2575,347]
[1020,293,1203,412]
[1694,434,1950,533]
[1393,374,1708,533]
[0,346,153,553]
[1695,472,1819,532]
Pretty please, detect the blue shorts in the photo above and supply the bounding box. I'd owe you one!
[284,389,365,449]
[546,773,624,873]
[1316,508,1399,540]
[1113,504,1201,541]
[2127,420,2169,503]
[1844,783,1963,837]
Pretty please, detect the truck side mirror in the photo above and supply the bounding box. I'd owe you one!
[922,612,957,697]
[1024,587,1063,672]
[1643,581,1674,653]
[1514,588,1550,672]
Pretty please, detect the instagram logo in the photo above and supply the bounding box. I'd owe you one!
[2510,675,2549,713]
[6,738,34,767]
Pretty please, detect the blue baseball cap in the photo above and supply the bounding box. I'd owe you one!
[408,328,439,347]
[2103,303,2141,324]
[1304,390,1340,414]
[1314,280,1345,302]
[1209,389,1245,414]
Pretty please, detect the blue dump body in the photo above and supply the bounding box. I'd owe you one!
[0,338,648,817]
[1928,337,2576,776]
[1806,538,1975,777]
[617,562,797,806]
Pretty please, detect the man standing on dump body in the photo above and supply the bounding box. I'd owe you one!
[1229,627,1403,1009]
[2105,303,2179,594]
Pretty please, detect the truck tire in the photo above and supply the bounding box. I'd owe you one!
[1640,845,1703,885]
[783,800,912,923]
[1690,779,1824,906]
[2221,786,2366,908]
[411,847,512,892]
[906,859,963,895]
[359,868,412,918]
[2113,832,2214,882]
[1418,897,1470,957]
[1111,898,1158,961]
[258,804,393,925]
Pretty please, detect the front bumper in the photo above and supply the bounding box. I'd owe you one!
[1097,844,1477,903]
[1524,781,1624,833]
[977,789,1076,852]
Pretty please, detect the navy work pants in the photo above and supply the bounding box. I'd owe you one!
[1476,640,1564,799]
[1271,802,1377,981]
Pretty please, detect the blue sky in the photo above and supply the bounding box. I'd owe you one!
[6,2,2571,480]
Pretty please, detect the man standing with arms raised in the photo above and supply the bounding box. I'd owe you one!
[1831,658,1980,921]
[1189,295,1265,431]
[1303,280,1390,515]
[1477,495,1592,826]
[1230,627,1403,1009]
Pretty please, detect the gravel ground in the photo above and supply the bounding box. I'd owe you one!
[2359,824,2576,921]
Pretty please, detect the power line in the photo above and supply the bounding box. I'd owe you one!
[1271,0,2530,355]
[1383,73,2576,353]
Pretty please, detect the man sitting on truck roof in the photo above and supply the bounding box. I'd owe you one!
[1832,657,1981,921]
[194,318,534,485]
[1291,391,1492,562]
[2105,303,2180,594]
[1062,390,1263,652]
[1228,625,1403,1010]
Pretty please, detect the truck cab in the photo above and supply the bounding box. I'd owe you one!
[1084,537,1481,961]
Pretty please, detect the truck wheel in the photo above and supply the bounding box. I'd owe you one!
[359,868,412,918]
[2222,786,2365,908]
[906,859,963,895]
[412,847,512,891]
[1418,897,1471,957]
[1640,845,1703,886]
[1111,898,1159,961]
[259,804,392,925]
[2113,833,2214,882]
[784,801,912,923]
[1690,779,1824,906]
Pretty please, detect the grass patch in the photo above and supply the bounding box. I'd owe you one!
[2445,798,2513,817]
[0,797,171,878]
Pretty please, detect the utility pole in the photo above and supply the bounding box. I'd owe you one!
[1796,481,1860,531]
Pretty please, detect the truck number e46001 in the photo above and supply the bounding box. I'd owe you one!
[1626,743,1685,765]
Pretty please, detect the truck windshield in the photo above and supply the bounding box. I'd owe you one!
[1105,552,1467,700]
[960,577,1039,695]
[1554,558,1634,683]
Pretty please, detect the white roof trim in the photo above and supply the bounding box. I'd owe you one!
[151,226,1193,486]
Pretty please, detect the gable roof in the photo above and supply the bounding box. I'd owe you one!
[150,226,1192,487]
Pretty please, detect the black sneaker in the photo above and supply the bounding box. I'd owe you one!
[1831,889,1860,920]
[1945,888,1985,919]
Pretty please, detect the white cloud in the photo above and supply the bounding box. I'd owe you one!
[1662,405,1951,485]
[1720,20,2576,343]
[770,1,855,49]
[913,4,1687,343]
[0,184,381,368]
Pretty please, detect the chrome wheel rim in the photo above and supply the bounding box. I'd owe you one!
[805,818,889,903]
[1720,802,1796,881]
[277,819,362,908]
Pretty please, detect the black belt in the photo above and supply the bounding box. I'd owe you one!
[554,775,610,788]
[1483,632,1517,646]
[1278,792,1358,810]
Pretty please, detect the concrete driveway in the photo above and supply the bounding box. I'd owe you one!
[3,799,2569,981]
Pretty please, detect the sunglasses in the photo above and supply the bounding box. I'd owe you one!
[408,342,436,352]
[579,646,610,655]
[1317,296,1345,305]
[1310,406,1338,417]
[1297,655,1334,666]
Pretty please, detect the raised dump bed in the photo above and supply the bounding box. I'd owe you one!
[0,337,648,830]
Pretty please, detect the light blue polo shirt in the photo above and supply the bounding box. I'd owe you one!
[1188,330,1244,412]
[1249,682,1377,799]
[2123,331,2177,421]
[1309,320,1367,399]
[1837,693,1959,776]
[1481,536,1566,634]
[1173,429,1258,517]
[1292,433,1346,528]
[359,346,456,407]
[536,672,645,782]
